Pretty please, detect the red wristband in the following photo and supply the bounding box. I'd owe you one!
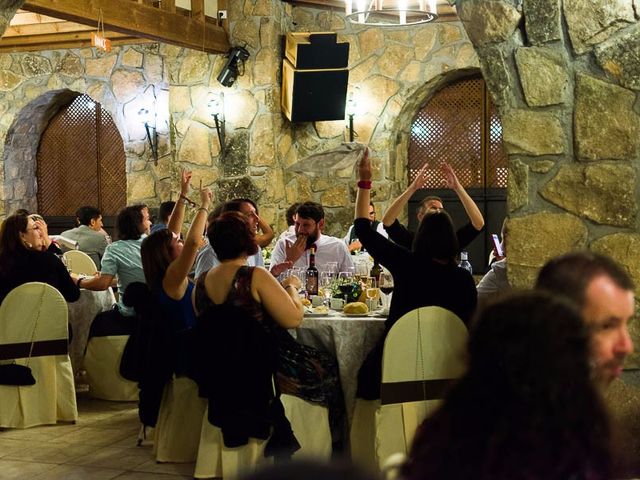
[357,180,372,189]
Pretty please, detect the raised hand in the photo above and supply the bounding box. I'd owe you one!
[441,162,461,191]
[200,186,212,209]
[180,169,193,195]
[409,163,430,192]
[357,146,372,182]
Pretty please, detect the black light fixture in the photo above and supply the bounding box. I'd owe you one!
[346,93,357,142]
[208,93,226,155]
[138,107,158,165]
[217,46,250,87]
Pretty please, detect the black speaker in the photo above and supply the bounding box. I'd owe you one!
[282,60,349,122]
[281,32,350,123]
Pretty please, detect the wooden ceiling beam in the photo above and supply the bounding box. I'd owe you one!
[21,0,229,54]
[0,31,153,53]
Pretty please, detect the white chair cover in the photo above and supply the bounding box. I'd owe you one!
[194,394,332,478]
[63,250,98,276]
[281,394,332,461]
[351,306,468,472]
[194,406,271,480]
[153,376,207,462]
[84,335,138,401]
[0,282,78,428]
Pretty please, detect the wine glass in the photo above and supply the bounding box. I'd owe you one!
[319,271,335,308]
[379,271,394,312]
[363,277,379,311]
[337,270,354,303]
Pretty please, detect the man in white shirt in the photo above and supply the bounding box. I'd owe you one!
[270,201,353,276]
[343,201,387,253]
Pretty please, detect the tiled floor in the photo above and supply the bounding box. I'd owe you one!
[0,392,195,480]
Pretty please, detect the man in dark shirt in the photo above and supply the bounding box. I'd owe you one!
[382,162,484,250]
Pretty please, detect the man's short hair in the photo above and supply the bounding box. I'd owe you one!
[285,202,301,226]
[75,206,101,226]
[116,205,147,241]
[158,201,175,223]
[419,195,443,211]
[535,251,634,309]
[296,202,324,223]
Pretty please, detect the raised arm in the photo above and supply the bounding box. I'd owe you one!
[381,163,430,227]
[163,187,212,298]
[254,214,274,248]
[442,162,484,231]
[167,169,193,236]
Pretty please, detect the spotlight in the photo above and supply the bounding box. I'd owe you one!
[217,46,250,88]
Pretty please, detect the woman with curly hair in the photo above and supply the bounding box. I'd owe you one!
[402,290,613,480]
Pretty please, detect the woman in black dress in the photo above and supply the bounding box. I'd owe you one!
[354,150,477,399]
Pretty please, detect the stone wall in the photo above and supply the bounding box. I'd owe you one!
[453,0,640,286]
[454,0,640,364]
[0,1,479,239]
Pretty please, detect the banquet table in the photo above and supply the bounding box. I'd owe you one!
[294,311,386,423]
[67,288,116,373]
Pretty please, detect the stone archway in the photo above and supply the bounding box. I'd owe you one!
[3,89,80,214]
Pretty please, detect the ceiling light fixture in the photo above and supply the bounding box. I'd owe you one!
[345,0,438,26]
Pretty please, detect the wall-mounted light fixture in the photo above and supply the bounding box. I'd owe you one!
[217,46,250,88]
[138,107,158,165]
[208,92,226,155]
[346,93,357,142]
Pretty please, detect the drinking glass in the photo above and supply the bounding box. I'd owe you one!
[379,271,394,312]
[363,277,379,311]
[319,271,335,307]
[337,271,354,303]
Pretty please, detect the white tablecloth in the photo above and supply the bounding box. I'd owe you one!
[295,312,386,423]
[67,288,116,372]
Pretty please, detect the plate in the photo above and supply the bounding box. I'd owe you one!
[305,311,330,317]
[343,312,372,317]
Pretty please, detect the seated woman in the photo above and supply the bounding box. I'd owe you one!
[140,170,210,374]
[354,150,477,399]
[402,291,613,480]
[192,212,341,453]
[0,212,80,303]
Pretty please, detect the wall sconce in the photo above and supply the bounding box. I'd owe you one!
[208,93,226,155]
[346,94,357,142]
[138,107,158,165]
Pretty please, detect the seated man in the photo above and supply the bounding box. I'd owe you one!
[81,204,150,319]
[476,220,509,302]
[61,206,110,269]
[270,201,354,276]
[343,201,387,254]
[278,202,300,241]
[150,200,175,234]
[382,162,484,251]
[194,199,267,279]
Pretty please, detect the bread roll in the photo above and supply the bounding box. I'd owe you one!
[343,302,369,314]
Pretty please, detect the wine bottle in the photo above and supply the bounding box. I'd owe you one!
[306,246,319,296]
[370,259,381,282]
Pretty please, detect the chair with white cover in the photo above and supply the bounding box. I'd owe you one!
[153,376,207,462]
[350,306,468,472]
[63,250,98,276]
[281,393,332,460]
[0,282,78,428]
[84,334,138,401]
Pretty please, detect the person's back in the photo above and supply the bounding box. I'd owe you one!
[402,291,613,480]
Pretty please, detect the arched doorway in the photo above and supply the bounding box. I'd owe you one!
[35,93,126,233]
[407,75,507,273]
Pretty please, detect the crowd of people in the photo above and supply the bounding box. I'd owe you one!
[0,151,637,479]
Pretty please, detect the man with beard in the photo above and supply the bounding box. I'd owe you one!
[270,201,353,276]
[536,251,639,476]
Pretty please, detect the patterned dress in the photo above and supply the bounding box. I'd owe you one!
[194,266,343,434]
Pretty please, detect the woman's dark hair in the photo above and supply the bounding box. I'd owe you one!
[0,213,30,274]
[403,290,612,480]
[208,211,258,261]
[140,229,174,290]
[116,205,147,241]
[412,209,458,263]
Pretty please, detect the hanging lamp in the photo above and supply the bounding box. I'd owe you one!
[345,0,438,26]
